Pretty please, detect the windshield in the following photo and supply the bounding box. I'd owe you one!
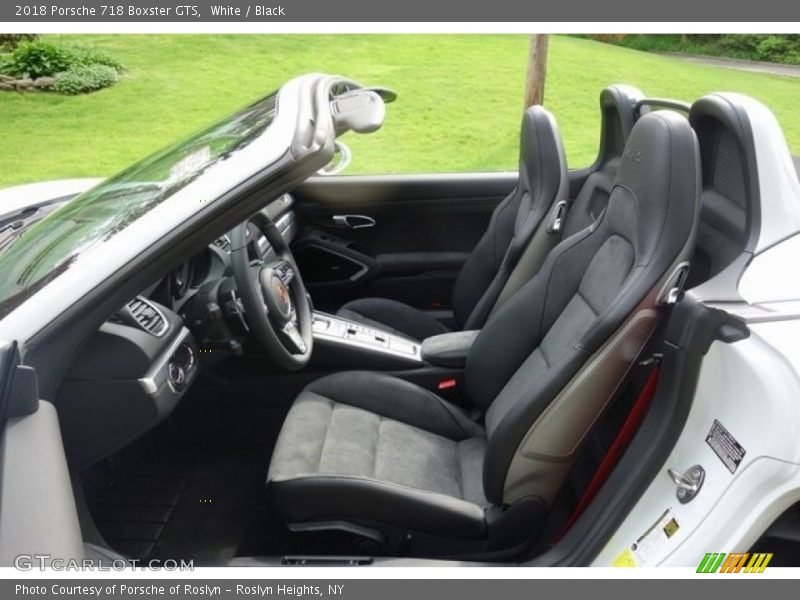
[0,92,278,319]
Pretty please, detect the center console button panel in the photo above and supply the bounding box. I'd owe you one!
[312,312,421,365]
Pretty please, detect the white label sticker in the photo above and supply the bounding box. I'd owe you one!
[630,509,680,565]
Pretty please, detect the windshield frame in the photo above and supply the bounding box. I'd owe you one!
[0,91,284,319]
[0,74,345,342]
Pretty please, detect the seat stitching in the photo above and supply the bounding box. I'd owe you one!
[538,225,594,343]
[371,415,383,479]
[315,398,336,472]
[456,439,465,500]
[575,288,599,317]
[492,196,512,265]
[537,345,549,369]
[609,184,641,264]
[430,394,474,440]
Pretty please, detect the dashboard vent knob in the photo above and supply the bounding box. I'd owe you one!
[213,236,231,252]
[123,296,168,337]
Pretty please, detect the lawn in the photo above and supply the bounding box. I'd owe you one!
[2,34,800,187]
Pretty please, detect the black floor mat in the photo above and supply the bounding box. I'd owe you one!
[90,444,269,561]
[82,365,355,562]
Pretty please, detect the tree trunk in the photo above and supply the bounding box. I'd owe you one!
[524,35,549,108]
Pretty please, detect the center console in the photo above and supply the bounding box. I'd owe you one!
[311,311,423,369]
[309,313,481,405]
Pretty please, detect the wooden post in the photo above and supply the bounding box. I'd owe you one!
[524,35,549,108]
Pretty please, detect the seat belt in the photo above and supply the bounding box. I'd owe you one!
[558,365,661,539]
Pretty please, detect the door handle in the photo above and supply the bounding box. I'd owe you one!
[332,214,376,230]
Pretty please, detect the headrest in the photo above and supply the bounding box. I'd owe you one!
[689,94,759,246]
[519,105,569,204]
[612,110,701,266]
[597,84,644,161]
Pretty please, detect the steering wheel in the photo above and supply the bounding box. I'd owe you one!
[230,211,313,370]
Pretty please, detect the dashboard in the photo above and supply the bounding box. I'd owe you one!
[55,193,298,469]
[149,193,297,315]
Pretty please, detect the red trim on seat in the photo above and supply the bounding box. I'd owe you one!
[558,367,660,539]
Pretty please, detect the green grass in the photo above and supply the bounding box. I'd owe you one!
[2,34,800,188]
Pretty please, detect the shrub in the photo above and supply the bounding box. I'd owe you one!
[6,40,125,79]
[0,34,38,50]
[52,64,119,95]
[0,54,12,75]
[9,41,73,78]
[717,34,800,64]
[67,44,126,72]
[611,34,800,66]
[1,40,125,93]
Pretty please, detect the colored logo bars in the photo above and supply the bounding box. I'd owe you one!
[697,552,773,573]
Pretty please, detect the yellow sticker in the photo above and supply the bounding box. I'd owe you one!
[612,548,639,567]
[663,518,680,538]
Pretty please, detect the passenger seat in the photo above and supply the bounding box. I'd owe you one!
[337,105,569,340]
[489,85,643,311]
[337,85,644,341]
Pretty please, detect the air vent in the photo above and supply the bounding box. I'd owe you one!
[125,297,168,337]
[213,236,231,252]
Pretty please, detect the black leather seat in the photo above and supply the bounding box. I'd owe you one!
[337,105,569,340]
[267,111,701,554]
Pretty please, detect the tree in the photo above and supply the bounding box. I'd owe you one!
[524,35,549,108]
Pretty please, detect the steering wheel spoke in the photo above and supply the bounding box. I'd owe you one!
[281,320,308,354]
[249,262,264,281]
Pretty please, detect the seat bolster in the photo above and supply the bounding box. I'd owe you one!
[268,474,487,540]
[337,298,450,341]
[306,372,484,440]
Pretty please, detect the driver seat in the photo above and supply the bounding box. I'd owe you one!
[267,111,701,555]
[336,105,569,340]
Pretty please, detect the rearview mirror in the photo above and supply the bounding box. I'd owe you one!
[331,90,386,135]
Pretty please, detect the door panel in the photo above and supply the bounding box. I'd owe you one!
[0,402,85,566]
[0,342,84,566]
[292,172,518,311]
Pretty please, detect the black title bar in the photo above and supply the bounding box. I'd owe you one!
[2,0,800,22]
